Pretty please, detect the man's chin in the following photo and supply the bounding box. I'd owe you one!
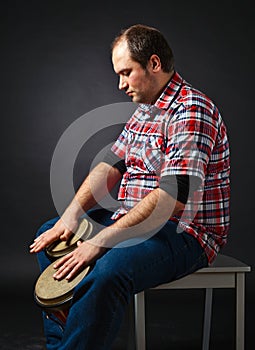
[131,95,143,103]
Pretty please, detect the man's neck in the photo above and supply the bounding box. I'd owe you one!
[151,70,174,104]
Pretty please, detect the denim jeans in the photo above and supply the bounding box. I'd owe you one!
[35,208,208,350]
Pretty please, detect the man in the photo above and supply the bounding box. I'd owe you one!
[30,24,230,350]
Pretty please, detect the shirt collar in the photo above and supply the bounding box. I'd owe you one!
[154,71,184,110]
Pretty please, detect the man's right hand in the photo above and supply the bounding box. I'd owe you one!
[29,218,79,254]
[30,162,122,255]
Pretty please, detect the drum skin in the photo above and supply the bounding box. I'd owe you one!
[34,258,90,323]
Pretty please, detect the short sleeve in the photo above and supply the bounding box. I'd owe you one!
[161,105,218,182]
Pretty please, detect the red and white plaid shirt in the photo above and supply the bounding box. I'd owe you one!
[111,72,230,263]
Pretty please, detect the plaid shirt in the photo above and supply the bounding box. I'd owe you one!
[111,72,230,263]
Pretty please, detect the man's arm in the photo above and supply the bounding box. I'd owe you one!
[90,187,184,248]
[52,187,184,280]
[30,161,122,253]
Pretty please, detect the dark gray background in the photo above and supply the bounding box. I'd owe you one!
[1,0,254,349]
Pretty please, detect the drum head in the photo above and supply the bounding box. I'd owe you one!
[46,218,93,258]
[35,258,90,309]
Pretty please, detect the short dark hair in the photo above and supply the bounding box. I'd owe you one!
[111,24,174,73]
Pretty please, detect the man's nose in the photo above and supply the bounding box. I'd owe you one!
[118,76,128,90]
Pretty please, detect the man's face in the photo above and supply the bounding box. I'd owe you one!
[112,40,157,104]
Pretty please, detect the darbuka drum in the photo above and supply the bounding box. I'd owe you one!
[46,218,93,259]
[34,258,90,324]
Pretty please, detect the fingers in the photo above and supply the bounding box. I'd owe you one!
[53,253,71,269]
[29,224,74,253]
[53,253,84,281]
[52,242,87,280]
[29,232,52,253]
[59,231,72,241]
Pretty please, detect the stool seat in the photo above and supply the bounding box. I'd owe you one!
[133,254,251,350]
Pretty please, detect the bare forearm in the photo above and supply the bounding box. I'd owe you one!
[63,162,122,220]
[30,162,122,253]
[90,188,184,248]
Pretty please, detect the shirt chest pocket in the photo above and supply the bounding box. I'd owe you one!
[140,135,165,174]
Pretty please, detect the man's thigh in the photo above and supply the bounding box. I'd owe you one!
[90,220,207,294]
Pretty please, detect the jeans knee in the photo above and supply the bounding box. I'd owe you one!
[75,254,134,305]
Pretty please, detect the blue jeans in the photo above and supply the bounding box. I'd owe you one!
[35,208,208,350]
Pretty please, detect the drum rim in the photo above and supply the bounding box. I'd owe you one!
[45,241,78,258]
[34,291,73,310]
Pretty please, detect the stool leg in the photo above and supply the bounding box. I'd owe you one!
[202,288,213,350]
[134,292,146,350]
[236,273,245,350]
[127,299,135,350]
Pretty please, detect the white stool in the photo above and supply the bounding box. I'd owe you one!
[133,254,251,350]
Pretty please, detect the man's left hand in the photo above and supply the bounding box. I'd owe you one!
[52,240,107,280]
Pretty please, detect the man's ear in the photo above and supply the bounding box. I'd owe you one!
[149,54,161,72]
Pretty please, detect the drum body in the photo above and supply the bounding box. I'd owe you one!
[46,218,93,259]
[34,257,90,324]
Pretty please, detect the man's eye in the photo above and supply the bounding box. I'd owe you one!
[123,71,130,76]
